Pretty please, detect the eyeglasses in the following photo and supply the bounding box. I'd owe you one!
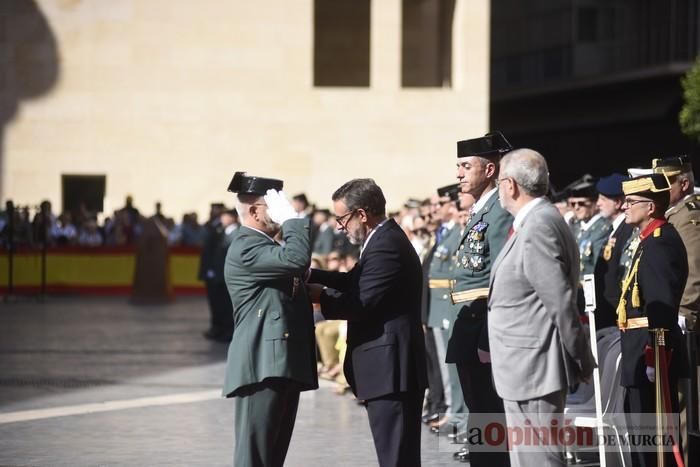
[623,198,651,207]
[335,210,357,231]
[569,200,592,208]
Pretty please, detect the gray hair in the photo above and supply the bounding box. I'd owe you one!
[235,194,261,221]
[500,149,550,197]
[679,169,696,193]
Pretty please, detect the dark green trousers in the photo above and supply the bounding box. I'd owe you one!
[234,378,301,467]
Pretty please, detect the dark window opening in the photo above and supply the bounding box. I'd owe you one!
[314,0,371,87]
[61,175,106,214]
[401,0,455,87]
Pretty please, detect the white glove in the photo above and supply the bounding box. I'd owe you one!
[263,189,297,225]
[646,366,655,383]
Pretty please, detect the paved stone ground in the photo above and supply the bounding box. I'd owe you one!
[0,297,462,466]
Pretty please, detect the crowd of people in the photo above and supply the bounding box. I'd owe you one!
[215,136,699,467]
[0,197,210,249]
[2,136,699,467]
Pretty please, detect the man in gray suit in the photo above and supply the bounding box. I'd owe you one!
[488,149,595,467]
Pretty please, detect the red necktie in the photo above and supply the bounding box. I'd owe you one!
[507,226,514,240]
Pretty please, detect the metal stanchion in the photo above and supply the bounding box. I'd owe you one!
[4,200,15,302]
[687,330,699,466]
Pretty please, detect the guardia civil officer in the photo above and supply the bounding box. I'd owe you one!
[222,172,318,467]
[449,132,513,467]
[568,181,612,279]
[425,184,469,441]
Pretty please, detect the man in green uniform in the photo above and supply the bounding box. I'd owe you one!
[568,181,612,278]
[449,131,513,466]
[222,172,318,467]
[425,184,468,439]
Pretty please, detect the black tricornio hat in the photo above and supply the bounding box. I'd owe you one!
[227,172,283,195]
[456,131,513,159]
[437,183,460,201]
[568,181,598,199]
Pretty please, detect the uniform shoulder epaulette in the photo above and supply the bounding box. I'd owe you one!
[687,195,700,210]
[653,227,662,237]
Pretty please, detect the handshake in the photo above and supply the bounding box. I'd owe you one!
[263,189,298,225]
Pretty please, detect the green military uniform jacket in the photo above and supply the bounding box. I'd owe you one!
[447,190,512,363]
[574,214,612,278]
[222,218,318,397]
[427,222,460,330]
[667,193,700,331]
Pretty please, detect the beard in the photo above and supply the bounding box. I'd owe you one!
[346,225,366,246]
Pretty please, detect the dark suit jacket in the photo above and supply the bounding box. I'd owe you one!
[309,218,428,400]
[593,221,634,329]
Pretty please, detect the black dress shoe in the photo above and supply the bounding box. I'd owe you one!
[453,447,469,460]
[455,449,470,463]
[422,413,440,424]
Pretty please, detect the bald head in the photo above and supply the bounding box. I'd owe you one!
[500,149,550,197]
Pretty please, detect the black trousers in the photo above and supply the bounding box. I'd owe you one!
[205,280,234,336]
[233,378,300,467]
[456,361,510,467]
[365,390,423,467]
[424,326,447,415]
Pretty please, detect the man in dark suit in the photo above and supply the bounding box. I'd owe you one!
[223,172,318,467]
[308,178,427,467]
[593,173,634,330]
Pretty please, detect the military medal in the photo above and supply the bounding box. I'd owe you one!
[583,240,592,257]
[603,238,615,261]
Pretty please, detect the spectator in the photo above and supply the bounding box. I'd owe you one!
[77,219,103,247]
[312,209,335,255]
[181,212,205,246]
[32,200,55,246]
[50,212,78,245]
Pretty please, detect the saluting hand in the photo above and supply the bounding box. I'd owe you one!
[264,189,297,225]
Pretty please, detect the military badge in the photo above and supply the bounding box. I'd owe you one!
[469,222,488,241]
[469,255,485,271]
[603,238,616,261]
